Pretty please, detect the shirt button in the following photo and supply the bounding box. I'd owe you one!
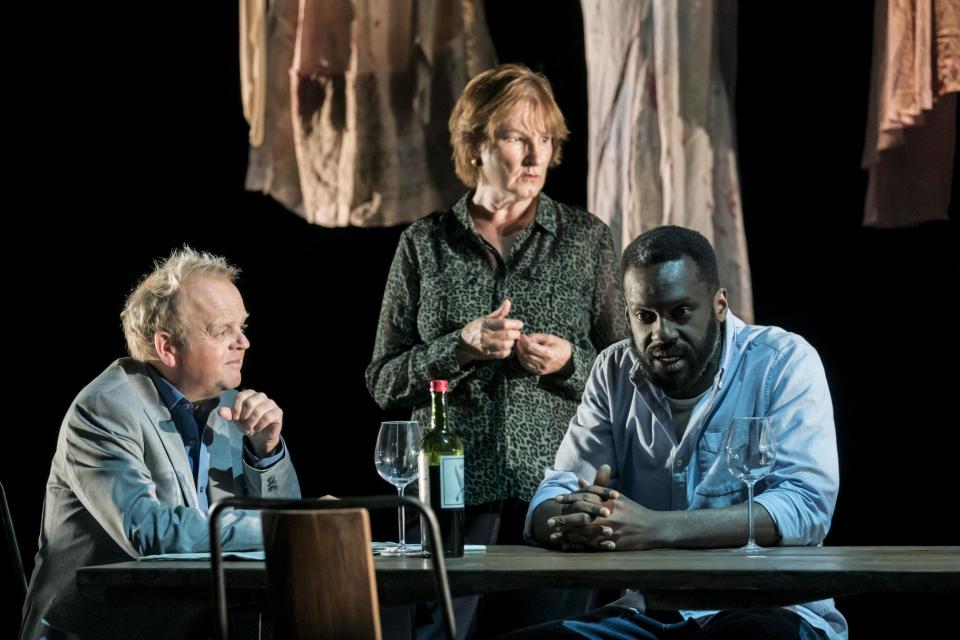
[675,458,683,468]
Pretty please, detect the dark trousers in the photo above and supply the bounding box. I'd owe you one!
[461,497,601,638]
[496,605,828,640]
[390,498,600,640]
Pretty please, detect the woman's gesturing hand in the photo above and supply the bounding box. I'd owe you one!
[456,299,525,364]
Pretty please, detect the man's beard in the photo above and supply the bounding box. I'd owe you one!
[634,315,722,397]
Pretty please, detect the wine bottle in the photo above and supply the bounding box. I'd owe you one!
[418,379,464,557]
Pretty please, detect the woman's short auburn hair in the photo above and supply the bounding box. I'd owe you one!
[449,63,570,188]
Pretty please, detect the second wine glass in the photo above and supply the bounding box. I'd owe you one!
[374,420,422,555]
[723,416,777,554]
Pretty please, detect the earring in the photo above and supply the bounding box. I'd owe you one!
[470,158,481,167]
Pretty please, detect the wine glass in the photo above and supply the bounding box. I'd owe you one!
[374,421,422,555]
[723,416,777,554]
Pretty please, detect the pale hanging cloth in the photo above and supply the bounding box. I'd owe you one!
[242,0,305,213]
[240,0,268,147]
[580,0,753,322]
[239,0,496,226]
[862,0,959,228]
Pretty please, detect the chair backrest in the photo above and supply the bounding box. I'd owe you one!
[0,478,28,604]
[209,495,455,640]
[261,508,380,640]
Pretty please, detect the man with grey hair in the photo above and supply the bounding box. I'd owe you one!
[21,247,300,639]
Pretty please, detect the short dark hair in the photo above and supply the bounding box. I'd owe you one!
[621,226,720,292]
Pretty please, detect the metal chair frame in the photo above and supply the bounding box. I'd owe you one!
[209,495,455,640]
[1,479,28,603]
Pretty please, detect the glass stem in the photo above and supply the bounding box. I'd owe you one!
[397,486,405,548]
[746,481,756,546]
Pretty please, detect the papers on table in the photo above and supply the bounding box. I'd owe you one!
[138,544,486,561]
[139,551,265,561]
[371,543,486,555]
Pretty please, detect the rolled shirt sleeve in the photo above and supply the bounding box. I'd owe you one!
[753,337,839,546]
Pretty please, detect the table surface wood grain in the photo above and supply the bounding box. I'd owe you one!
[78,545,960,609]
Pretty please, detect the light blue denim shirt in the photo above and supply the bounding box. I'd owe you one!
[524,312,847,639]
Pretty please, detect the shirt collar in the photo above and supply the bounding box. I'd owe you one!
[146,365,219,421]
[146,364,187,412]
[450,191,559,236]
[531,192,558,234]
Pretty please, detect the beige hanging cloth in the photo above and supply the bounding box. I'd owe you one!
[862,0,959,228]
[241,0,305,213]
[239,0,496,226]
[580,0,753,322]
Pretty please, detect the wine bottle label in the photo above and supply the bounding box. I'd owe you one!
[417,455,429,502]
[439,455,464,509]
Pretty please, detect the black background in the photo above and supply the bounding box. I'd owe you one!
[6,1,957,637]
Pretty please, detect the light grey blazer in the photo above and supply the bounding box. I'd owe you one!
[21,358,300,639]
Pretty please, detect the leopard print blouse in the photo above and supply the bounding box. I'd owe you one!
[366,192,628,504]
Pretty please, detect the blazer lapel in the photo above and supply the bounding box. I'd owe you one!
[151,411,200,510]
[125,361,200,509]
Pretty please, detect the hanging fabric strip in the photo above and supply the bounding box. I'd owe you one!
[581,0,753,322]
[861,0,959,228]
[241,0,496,227]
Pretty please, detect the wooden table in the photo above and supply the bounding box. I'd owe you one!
[78,545,960,610]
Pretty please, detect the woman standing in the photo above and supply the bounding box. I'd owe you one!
[366,62,627,636]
